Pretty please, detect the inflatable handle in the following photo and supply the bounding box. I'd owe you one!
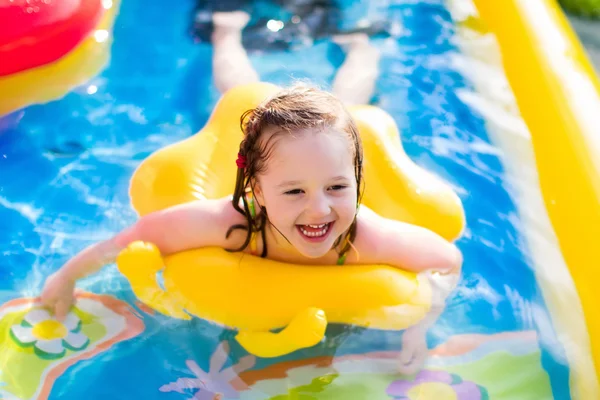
[235,307,328,358]
[116,241,191,320]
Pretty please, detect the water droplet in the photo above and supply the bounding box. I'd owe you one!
[266,19,284,32]
[94,30,109,43]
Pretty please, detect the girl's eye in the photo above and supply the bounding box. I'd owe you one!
[284,189,303,195]
[330,185,348,191]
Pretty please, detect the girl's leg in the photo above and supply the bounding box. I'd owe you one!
[331,33,381,105]
[211,11,260,94]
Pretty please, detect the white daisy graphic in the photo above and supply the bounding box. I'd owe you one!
[10,309,89,358]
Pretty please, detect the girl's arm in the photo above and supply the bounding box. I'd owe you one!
[353,208,462,373]
[357,207,463,273]
[356,208,462,373]
[41,197,239,319]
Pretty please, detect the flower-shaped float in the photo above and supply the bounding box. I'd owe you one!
[10,309,89,359]
[386,370,489,400]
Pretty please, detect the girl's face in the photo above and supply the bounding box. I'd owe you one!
[254,126,358,259]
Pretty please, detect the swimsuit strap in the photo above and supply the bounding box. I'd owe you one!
[245,191,259,256]
[336,235,350,265]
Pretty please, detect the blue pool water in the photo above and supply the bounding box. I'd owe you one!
[0,0,571,398]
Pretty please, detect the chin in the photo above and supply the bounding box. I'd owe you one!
[297,246,331,259]
[294,237,340,260]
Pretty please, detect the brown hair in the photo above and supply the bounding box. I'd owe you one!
[226,83,364,259]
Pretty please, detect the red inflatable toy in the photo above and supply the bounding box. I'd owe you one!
[0,0,105,76]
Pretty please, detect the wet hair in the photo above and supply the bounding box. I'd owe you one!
[226,83,364,260]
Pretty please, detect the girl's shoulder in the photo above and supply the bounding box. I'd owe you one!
[218,195,254,248]
[351,205,461,272]
[218,195,248,223]
[347,205,386,264]
[170,195,249,250]
[176,195,246,225]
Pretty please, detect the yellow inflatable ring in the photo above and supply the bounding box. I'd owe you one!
[116,82,465,358]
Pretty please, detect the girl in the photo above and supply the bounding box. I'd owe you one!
[40,11,462,374]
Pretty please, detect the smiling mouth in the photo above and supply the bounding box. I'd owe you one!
[297,222,333,241]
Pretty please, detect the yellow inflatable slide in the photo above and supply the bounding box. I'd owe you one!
[450,0,600,397]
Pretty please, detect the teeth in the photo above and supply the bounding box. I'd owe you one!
[300,223,329,237]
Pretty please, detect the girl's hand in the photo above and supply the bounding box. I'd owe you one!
[40,271,76,321]
[398,326,428,375]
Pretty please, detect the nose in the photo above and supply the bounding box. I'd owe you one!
[305,192,331,219]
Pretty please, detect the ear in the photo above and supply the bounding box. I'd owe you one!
[252,179,265,207]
